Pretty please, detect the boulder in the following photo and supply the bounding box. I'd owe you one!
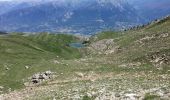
[90,39,118,54]
[124,93,139,100]
[31,71,54,84]
[5,67,9,70]
[0,86,4,89]
[45,71,52,75]
[32,74,39,79]
[38,74,46,80]
[75,72,84,78]
[25,66,29,69]
[32,79,39,84]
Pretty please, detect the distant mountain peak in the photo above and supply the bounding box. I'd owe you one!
[0,0,170,34]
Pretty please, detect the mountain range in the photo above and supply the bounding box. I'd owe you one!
[0,0,170,34]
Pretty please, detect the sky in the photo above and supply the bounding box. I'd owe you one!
[0,0,128,1]
[0,0,43,1]
[0,0,14,1]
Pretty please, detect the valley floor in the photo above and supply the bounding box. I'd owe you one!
[0,16,170,100]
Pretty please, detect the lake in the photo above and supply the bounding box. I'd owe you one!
[69,43,85,48]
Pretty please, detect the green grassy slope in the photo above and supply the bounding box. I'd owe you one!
[28,33,82,59]
[0,33,81,92]
[94,16,170,68]
[79,17,170,86]
[90,31,123,42]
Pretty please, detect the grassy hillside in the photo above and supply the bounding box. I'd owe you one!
[0,33,82,92]
[94,16,170,67]
[90,31,123,42]
[28,33,82,59]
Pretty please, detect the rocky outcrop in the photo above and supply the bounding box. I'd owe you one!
[89,39,119,54]
[24,71,55,86]
[147,52,170,67]
[31,71,53,84]
[136,33,169,46]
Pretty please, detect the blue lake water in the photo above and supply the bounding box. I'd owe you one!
[69,43,85,48]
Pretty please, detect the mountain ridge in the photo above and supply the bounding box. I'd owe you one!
[0,0,141,34]
[0,0,170,34]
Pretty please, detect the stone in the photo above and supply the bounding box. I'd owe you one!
[91,91,97,97]
[53,60,60,64]
[45,71,52,75]
[53,97,56,100]
[124,93,137,100]
[115,93,121,97]
[90,39,117,54]
[30,71,54,84]
[5,67,9,70]
[0,86,4,89]
[32,74,39,79]
[39,74,47,80]
[160,33,169,38]
[73,94,80,99]
[75,72,84,78]
[32,79,39,84]
[87,92,92,97]
[25,66,29,69]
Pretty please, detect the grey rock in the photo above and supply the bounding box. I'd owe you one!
[90,39,118,54]
[25,66,29,69]
[0,86,4,89]
[45,70,52,76]
[5,67,9,70]
[31,71,54,84]
[115,93,121,97]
